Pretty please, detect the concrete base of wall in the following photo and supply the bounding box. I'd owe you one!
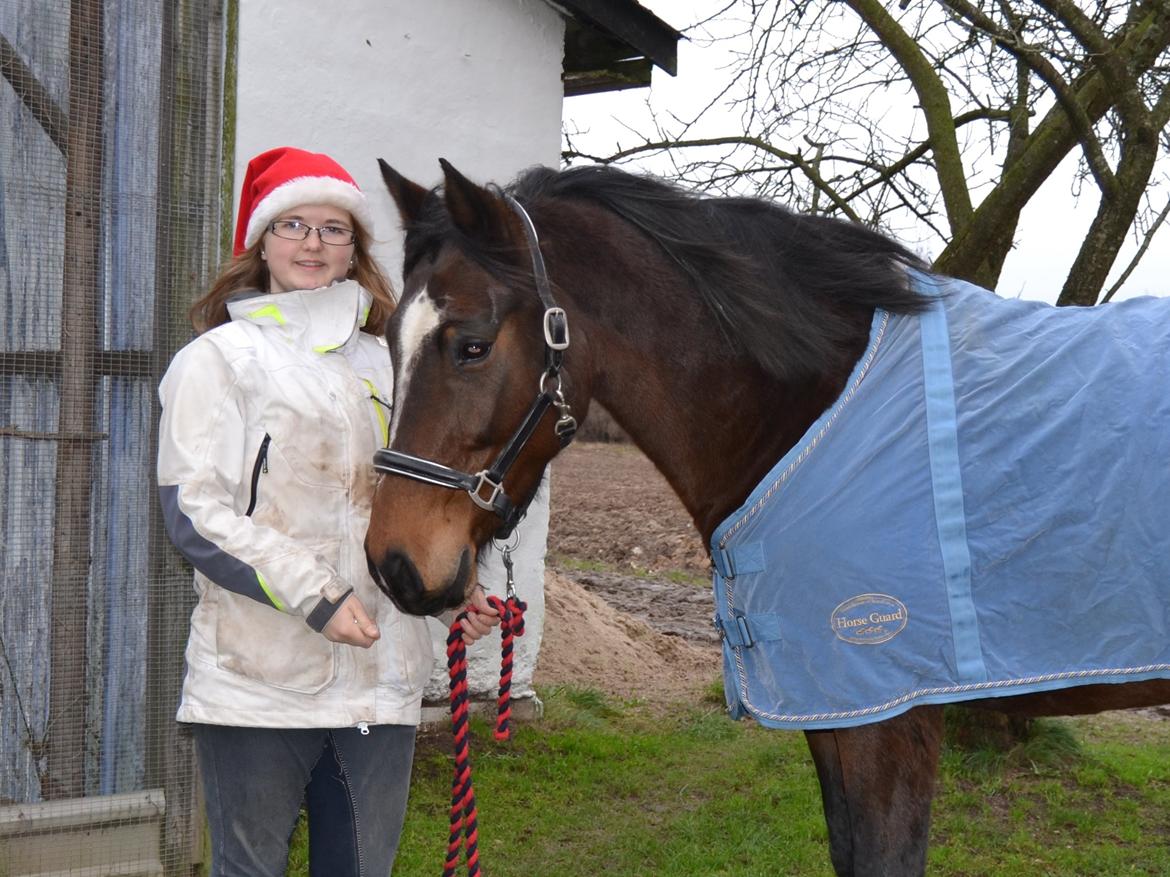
[420,694,544,726]
[0,789,165,877]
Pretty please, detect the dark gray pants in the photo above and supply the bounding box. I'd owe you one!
[193,723,416,877]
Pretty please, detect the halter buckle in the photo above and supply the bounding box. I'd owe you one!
[468,471,505,513]
[543,307,570,351]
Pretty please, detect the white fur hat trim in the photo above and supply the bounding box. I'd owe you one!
[243,176,373,250]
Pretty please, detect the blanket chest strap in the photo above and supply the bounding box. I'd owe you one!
[713,612,784,648]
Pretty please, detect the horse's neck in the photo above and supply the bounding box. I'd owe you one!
[544,202,870,542]
[579,311,865,545]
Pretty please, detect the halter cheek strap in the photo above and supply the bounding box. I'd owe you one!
[372,388,558,534]
[372,196,577,538]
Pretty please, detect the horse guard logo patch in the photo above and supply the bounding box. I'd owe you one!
[830,593,909,645]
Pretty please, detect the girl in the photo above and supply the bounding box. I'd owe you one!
[158,146,496,876]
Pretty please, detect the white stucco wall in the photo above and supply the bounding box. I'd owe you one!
[233,0,565,704]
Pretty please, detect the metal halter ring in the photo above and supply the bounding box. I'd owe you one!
[492,529,521,556]
[539,369,563,395]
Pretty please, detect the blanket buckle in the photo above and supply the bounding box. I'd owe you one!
[714,614,755,648]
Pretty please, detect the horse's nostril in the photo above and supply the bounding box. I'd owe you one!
[371,550,424,614]
[368,548,473,617]
[383,552,403,581]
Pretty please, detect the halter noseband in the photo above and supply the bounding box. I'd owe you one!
[372,195,577,538]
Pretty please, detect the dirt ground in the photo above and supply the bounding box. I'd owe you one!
[533,442,722,703]
[545,442,710,580]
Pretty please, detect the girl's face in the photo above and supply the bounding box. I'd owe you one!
[262,203,356,294]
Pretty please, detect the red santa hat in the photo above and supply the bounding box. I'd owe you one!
[233,146,374,256]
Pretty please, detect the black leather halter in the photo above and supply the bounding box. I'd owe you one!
[372,195,577,538]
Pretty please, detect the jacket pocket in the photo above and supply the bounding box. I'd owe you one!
[377,607,434,694]
[215,589,338,694]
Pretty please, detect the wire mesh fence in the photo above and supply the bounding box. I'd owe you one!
[1,1,226,873]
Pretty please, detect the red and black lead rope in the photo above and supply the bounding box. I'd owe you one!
[443,592,527,877]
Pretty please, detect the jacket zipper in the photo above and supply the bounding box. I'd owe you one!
[245,433,271,517]
[362,378,392,446]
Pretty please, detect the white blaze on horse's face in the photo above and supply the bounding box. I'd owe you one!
[388,288,442,444]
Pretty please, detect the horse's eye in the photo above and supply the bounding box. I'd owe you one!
[458,340,492,363]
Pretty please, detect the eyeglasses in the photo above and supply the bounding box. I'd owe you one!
[268,220,356,246]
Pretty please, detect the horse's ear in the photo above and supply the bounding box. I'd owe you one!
[378,159,430,225]
[438,158,514,247]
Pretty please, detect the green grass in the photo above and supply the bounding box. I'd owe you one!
[663,568,711,588]
[548,552,709,588]
[287,692,1170,876]
[546,552,612,575]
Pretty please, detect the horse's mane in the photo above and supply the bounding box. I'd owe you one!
[512,165,930,379]
[406,164,930,380]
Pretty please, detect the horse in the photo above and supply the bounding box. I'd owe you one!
[363,159,1170,876]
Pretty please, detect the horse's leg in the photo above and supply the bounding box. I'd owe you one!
[804,705,944,877]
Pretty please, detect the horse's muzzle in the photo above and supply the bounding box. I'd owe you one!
[367,547,471,617]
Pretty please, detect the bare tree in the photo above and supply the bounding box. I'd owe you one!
[564,1,1170,305]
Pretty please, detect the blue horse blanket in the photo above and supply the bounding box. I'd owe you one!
[712,276,1170,730]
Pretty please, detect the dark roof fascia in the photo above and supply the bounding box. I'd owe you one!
[547,0,680,96]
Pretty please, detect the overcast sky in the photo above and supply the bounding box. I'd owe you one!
[561,1,1168,303]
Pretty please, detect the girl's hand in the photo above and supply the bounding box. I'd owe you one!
[322,593,381,648]
[459,586,501,644]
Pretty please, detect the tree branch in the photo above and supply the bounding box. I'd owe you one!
[938,0,1119,199]
[1150,78,1170,129]
[564,135,864,221]
[564,106,1009,225]
[847,107,1012,203]
[1101,196,1170,303]
[1032,0,1121,83]
[846,0,974,229]
[937,2,1170,279]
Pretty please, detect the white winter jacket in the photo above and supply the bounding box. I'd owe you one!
[158,281,432,728]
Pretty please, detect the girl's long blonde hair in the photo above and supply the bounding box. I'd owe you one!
[188,222,396,335]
